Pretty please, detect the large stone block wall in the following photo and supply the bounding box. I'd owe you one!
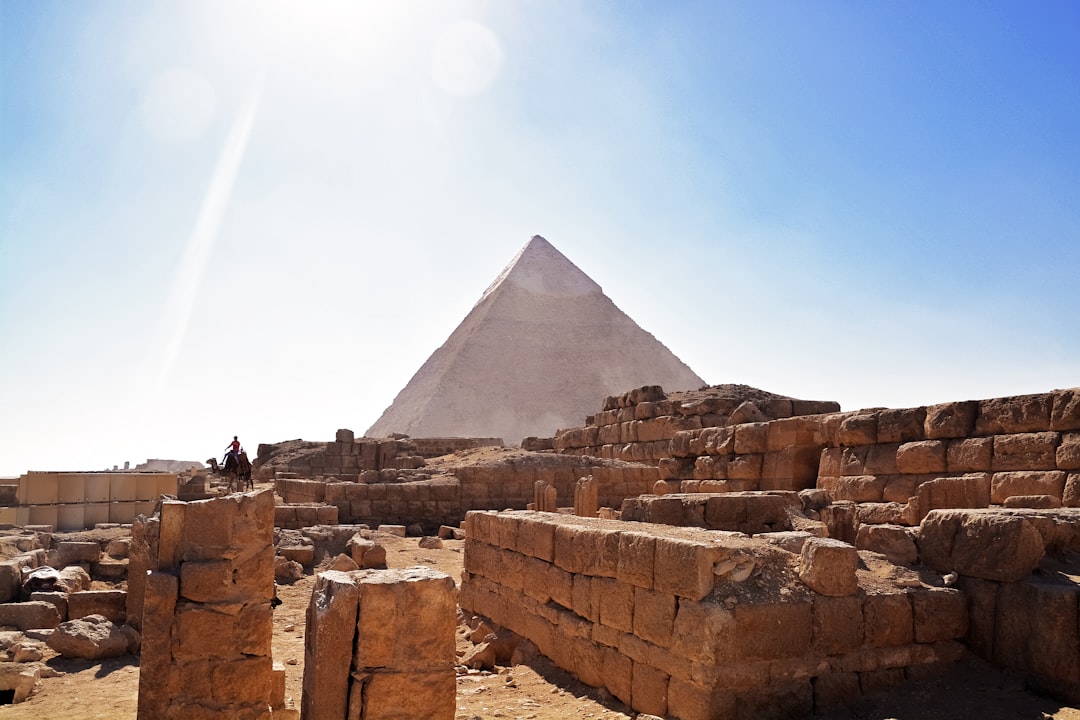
[275,462,658,529]
[0,471,174,530]
[459,511,965,720]
[301,567,457,720]
[654,389,1080,521]
[136,489,280,720]
[407,437,504,458]
[816,391,1080,515]
[256,437,425,483]
[553,386,839,465]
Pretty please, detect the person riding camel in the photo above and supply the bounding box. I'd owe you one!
[224,436,242,465]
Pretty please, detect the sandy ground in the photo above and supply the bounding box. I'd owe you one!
[2,532,1080,719]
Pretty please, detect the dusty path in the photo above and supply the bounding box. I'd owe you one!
[1,533,1079,719]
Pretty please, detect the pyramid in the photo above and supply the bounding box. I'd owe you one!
[365,236,705,443]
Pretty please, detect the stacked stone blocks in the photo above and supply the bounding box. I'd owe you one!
[136,489,281,720]
[459,511,965,720]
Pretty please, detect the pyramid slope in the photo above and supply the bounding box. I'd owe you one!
[366,236,705,442]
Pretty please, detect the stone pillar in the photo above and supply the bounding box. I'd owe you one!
[300,567,457,720]
[534,481,557,512]
[574,475,598,518]
[136,489,277,720]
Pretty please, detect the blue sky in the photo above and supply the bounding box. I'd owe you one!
[1,1,1078,474]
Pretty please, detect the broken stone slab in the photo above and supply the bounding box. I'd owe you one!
[46,613,139,659]
[377,524,406,537]
[918,509,1045,582]
[856,524,918,566]
[278,545,315,567]
[0,663,40,703]
[68,589,126,624]
[418,536,443,550]
[0,601,61,631]
[274,555,304,582]
[327,554,359,572]
[799,537,858,596]
[301,571,360,720]
[29,592,68,621]
[347,534,387,569]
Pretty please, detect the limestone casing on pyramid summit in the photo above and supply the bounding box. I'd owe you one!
[365,235,705,443]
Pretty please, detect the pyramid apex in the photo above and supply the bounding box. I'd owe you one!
[480,235,601,301]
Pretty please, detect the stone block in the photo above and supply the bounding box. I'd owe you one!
[1065,473,1080,508]
[1003,495,1061,509]
[799,538,858,596]
[976,394,1053,435]
[994,579,1080,687]
[671,599,735,664]
[813,672,861,714]
[1057,433,1080,470]
[596,577,634,633]
[616,531,655,590]
[838,414,877,447]
[301,571,360,720]
[862,592,912,647]
[0,601,61,630]
[348,669,456,720]
[726,454,762,481]
[631,662,669,717]
[918,510,1045,582]
[633,586,675,648]
[991,471,1066,504]
[896,441,947,474]
[652,535,728,601]
[68,590,126,624]
[877,407,927,444]
[733,423,769,454]
[832,475,886,502]
[856,524,917,565]
[733,600,812,660]
[911,587,967,643]
[924,400,978,439]
[947,437,993,472]
[912,473,991,521]
[57,541,101,566]
[279,545,315,567]
[353,567,456,671]
[1051,388,1080,431]
[813,595,863,655]
[863,443,900,475]
[993,432,1060,471]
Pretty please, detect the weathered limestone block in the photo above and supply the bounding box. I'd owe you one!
[1065,474,1080,508]
[0,601,61,630]
[992,432,1060,471]
[838,414,877,447]
[68,589,126,624]
[1051,388,1080,431]
[856,524,917,565]
[733,423,769,455]
[799,538,858,596]
[918,510,1045,582]
[976,394,1053,435]
[993,579,1080,691]
[726,454,762,481]
[813,595,864,655]
[350,567,456,720]
[46,614,138,659]
[862,592,913,647]
[57,541,101,566]
[924,400,978,439]
[991,470,1066,504]
[876,407,927,444]
[733,600,813,660]
[616,532,655,590]
[301,571,360,720]
[946,437,993,472]
[896,441,947,474]
[279,545,315,567]
[832,475,885,503]
[911,587,967,642]
[912,473,991,521]
[137,571,178,718]
[1056,433,1080,470]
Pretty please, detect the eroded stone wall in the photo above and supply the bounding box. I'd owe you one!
[459,510,965,720]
